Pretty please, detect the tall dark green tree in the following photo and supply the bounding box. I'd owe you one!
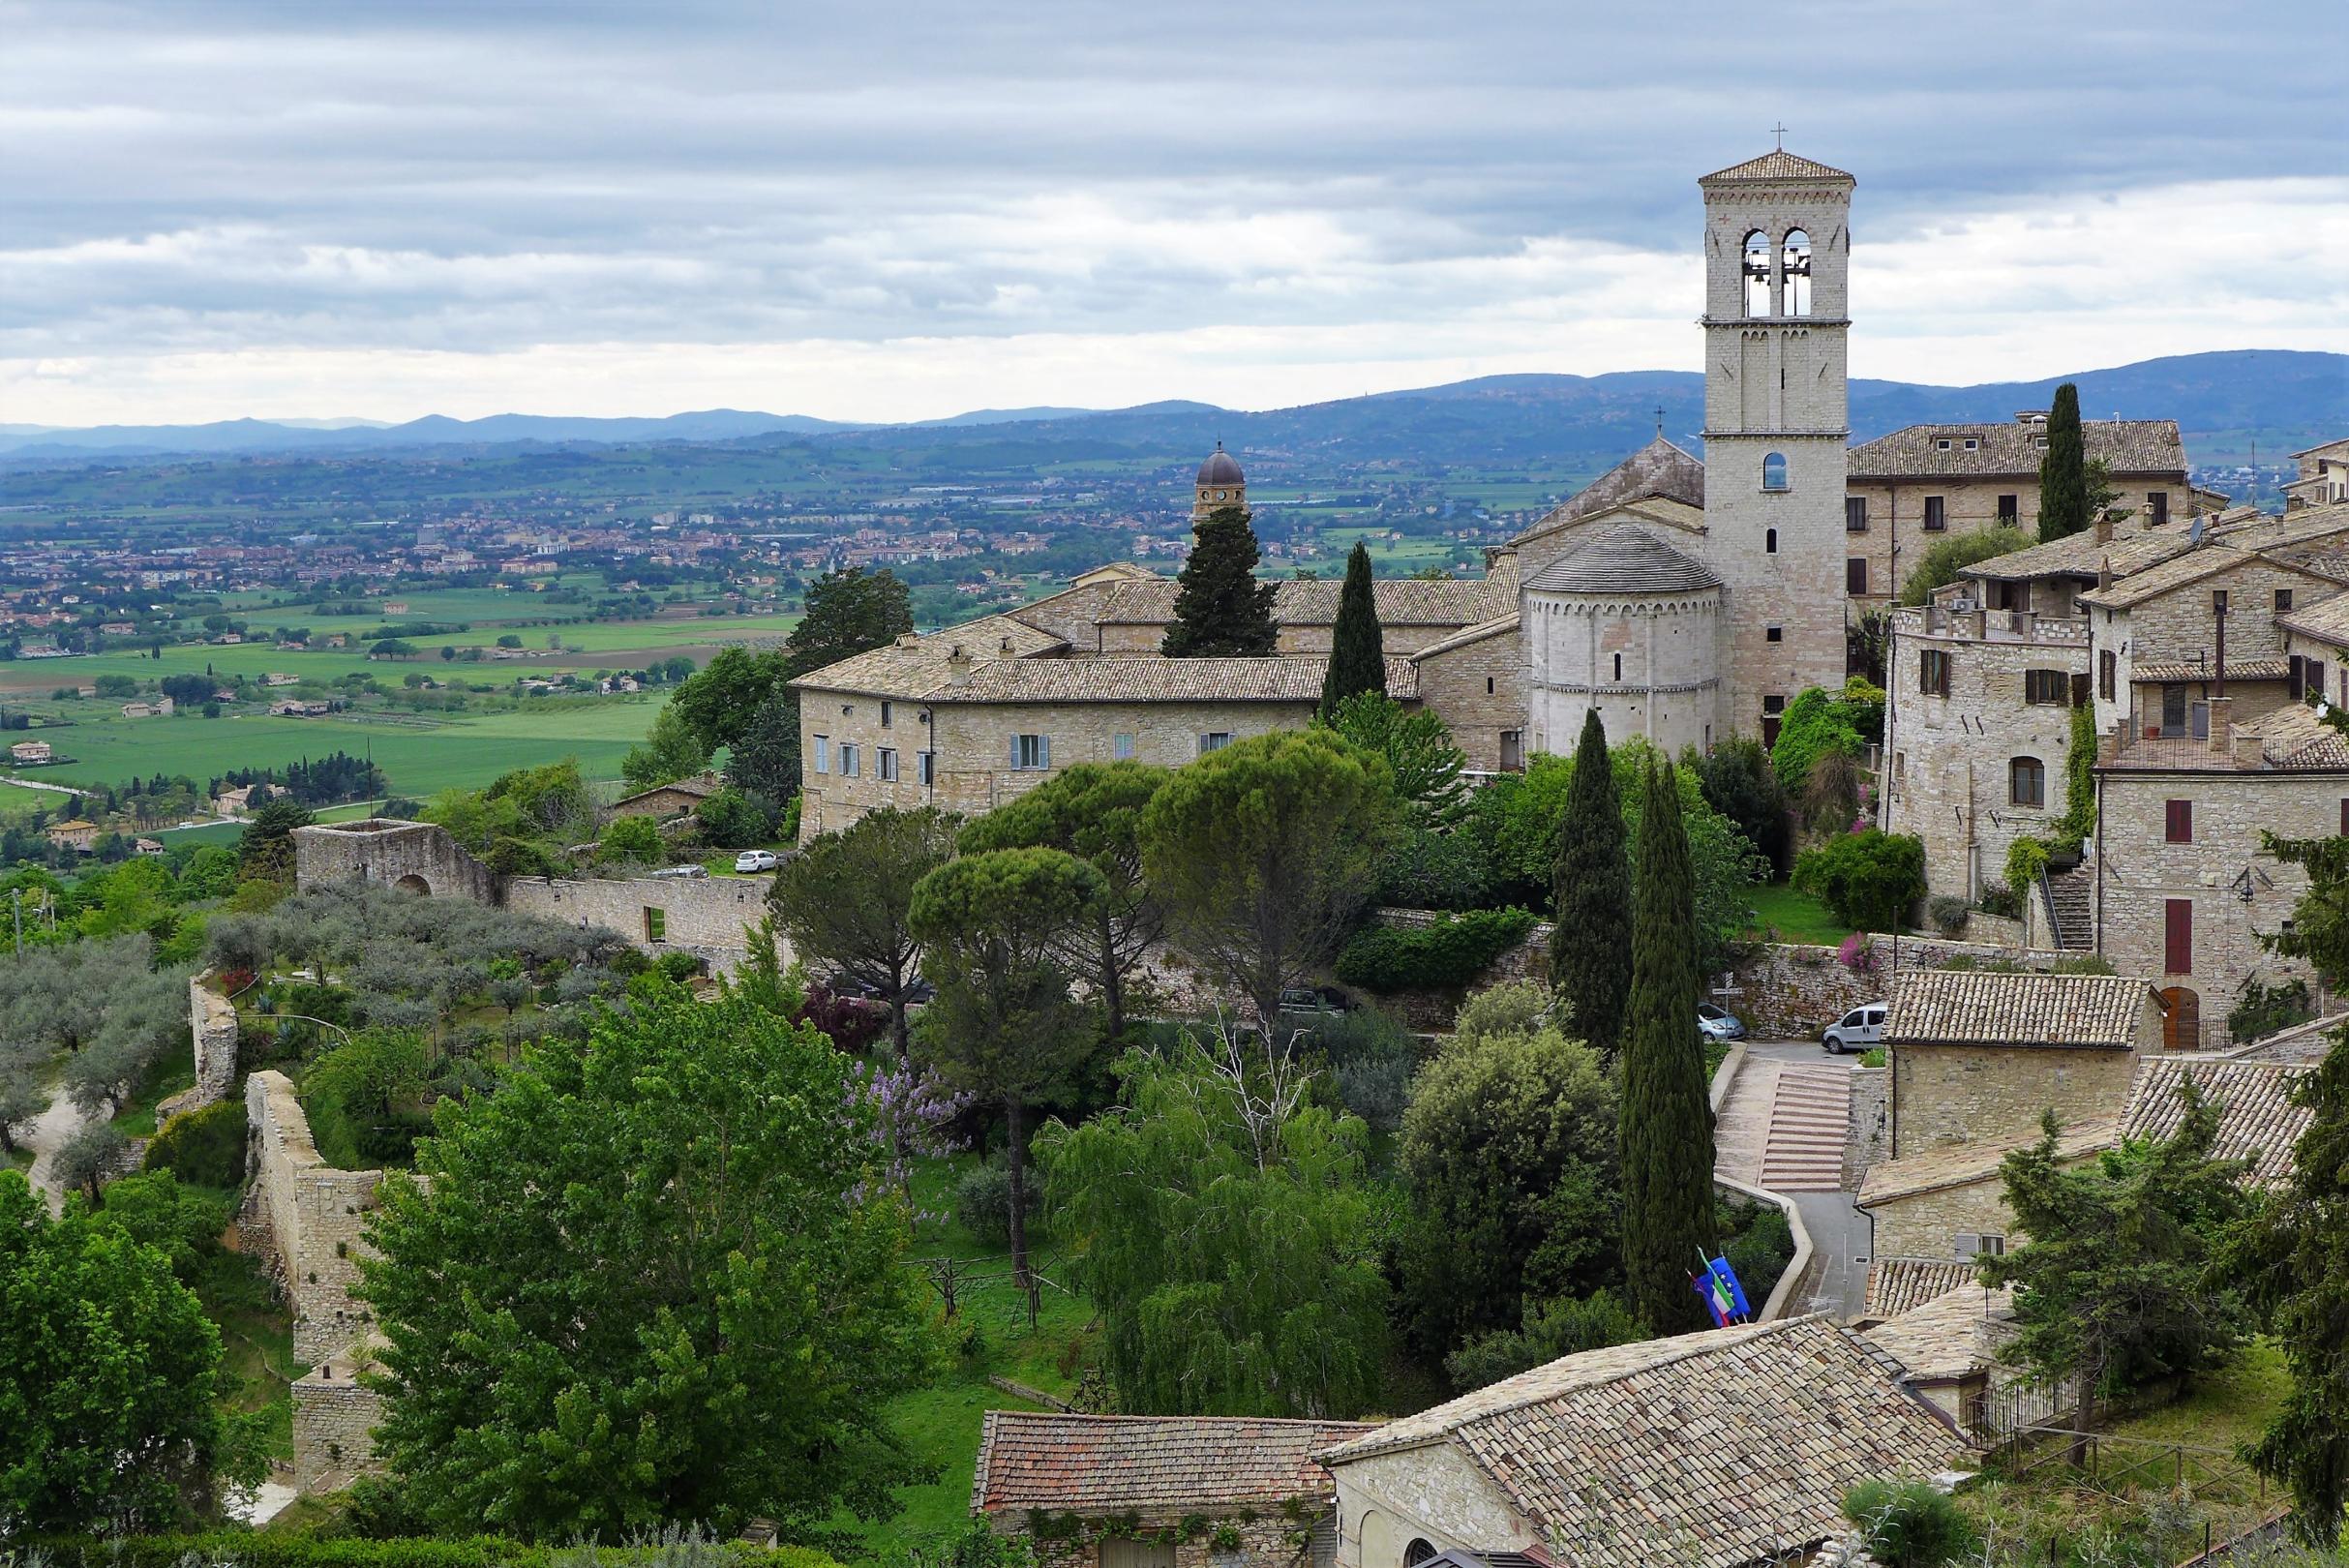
[1319,541,1385,719]
[1617,759,1717,1334]
[2037,382,2089,542]
[1162,508,1278,657]
[1551,710,1633,1060]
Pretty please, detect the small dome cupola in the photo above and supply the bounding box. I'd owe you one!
[1193,440,1247,518]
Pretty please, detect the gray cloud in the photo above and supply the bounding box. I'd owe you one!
[0,0,2340,419]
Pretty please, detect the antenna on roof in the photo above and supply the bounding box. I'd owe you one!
[1770,121,1789,149]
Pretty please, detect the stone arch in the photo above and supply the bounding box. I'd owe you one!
[393,873,432,895]
[1358,1510,1395,1568]
[1762,451,1789,492]
[1782,227,1813,316]
[1742,227,1772,316]
[1403,1543,1435,1568]
[2159,986,2201,1051]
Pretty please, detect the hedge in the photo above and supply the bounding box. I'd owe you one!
[1334,907,1536,993]
[25,1538,842,1568]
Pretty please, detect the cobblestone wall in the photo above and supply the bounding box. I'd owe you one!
[1715,934,2059,1040]
[291,1355,382,1493]
[1890,1043,2138,1158]
[1845,1067,1888,1189]
[504,873,784,974]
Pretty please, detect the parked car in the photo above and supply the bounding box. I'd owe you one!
[734,849,781,872]
[648,863,708,880]
[1822,1002,1888,1054]
[1697,1002,1747,1041]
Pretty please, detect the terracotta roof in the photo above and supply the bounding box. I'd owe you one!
[2077,543,2344,613]
[2122,1056,2313,1185]
[1512,436,1705,546]
[1319,1317,1962,1568]
[1094,577,1499,629]
[2276,588,2349,648]
[1858,1120,2122,1208]
[614,770,722,805]
[1700,150,1855,185]
[1885,970,2153,1049]
[2212,499,2349,553]
[971,1412,1372,1520]
[2254,703,2349,770]
[2130,656,2290,683]
[1864,1258,1982,1319]
[1863,1284,2017,1384]
[1850,420,2186,481]
[950,655,1418,705]
[791,616,1069,698]
[1522,525,1722,595]
[1958,527,2194,584]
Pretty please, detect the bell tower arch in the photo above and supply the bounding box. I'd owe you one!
[1699,147,1854,740]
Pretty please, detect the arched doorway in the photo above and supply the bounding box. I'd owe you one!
[394,873,431,896]
[2158,986,2200,1051]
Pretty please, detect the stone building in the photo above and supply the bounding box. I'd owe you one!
[2284,437,2349,511]
[1845,414,2202,606]
[1882,969,2161,1159]
[607,769,723,821]
[2091,701,2349,1047]
[972,1412,1370,1568]
[1522,525,1724,756]
[1860,1053,2312,1264]
[1317,1316,1965,1568]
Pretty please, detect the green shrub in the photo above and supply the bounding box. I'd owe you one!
[2004,834,2053,897]
[1897,524,2030,606]
[1976,879,2022,920]
[1791,831,1924,933]
[1841,1477,1973,1567]
[1925,895,1969,938]
[598,813,664,865]
[1444,1289,1644,1391]
[2229,978,2315,1044]
[142,1099,248,1189]
[1718,1194,1795,1309]
[953,1160,1037,1248]
[656,950,706,983]
[1334,908,1537,993]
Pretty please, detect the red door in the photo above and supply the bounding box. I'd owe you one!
[2164,899,2193,976]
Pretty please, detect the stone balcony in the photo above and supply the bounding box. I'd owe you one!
[1894,604,2092,647]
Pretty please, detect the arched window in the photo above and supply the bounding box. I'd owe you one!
[1742,229,1772,316]
[1403,1543,1436,1568]
[1765,528,1779,555]
[2010,756,2045,808]
[1781,228,1813,317]
[1762,452,1789,492]
[1612,652,1623,682]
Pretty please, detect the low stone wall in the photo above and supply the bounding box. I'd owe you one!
[1715,934,2062,1040]
[243,1071,384,1368]
[292,1345,384,1493]
[504,873,787,974]
[1844,1067,1888,1190]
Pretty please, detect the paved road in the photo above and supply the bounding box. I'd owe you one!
[1720,1038,1874,1321]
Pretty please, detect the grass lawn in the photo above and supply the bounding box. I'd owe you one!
[839,1151,1096,1560]
[111,1056,197,1138]
[1744,881,1852,946]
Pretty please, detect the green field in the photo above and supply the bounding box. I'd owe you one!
[5,697,664,800]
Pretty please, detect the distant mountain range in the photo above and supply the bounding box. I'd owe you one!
[2,350,2340,468]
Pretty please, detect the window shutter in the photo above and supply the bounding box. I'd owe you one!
[1198,734,1211,756]
[1954,1233,1979,1260]
[1038,735,1050,769]
[2291,656,2305,700]
[1009,734,1023,769]
[2165,898,2193,975]
[2070,672,2091,708]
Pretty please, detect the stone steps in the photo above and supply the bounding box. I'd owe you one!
[1759,1065,1853,1192]
[2042,863,2093,951]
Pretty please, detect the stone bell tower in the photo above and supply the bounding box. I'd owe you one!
[1698,148,1854,743]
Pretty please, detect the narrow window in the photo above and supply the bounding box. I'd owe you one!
[1765,528,1779,555]
[2099,649,2117,701]
[1924,496,1947,532]
[1762,452,1789,492]
[2150,492,2171,528]
[1742,229,1772,316]
[2165,799,2192,843]
[1846,496,1867,532]
[2311,658,2329,702]
[1846,558,1868,595]
[1486,676,1495,694]
[1919,649,1951,697]
[2071,672,2091,709]
[1112,733,1136,761]
[2164,898,2193,975]
[2276,588,2295,614]
[1612,652,1623,681]
[918,750,936,785]
[880,700,892,728]
[1998,494,2018,524]
[643,906,666,944]
[2010,755,2045,808]
[1781,229,1812,316]
[877,747,898,782]
[811,735,830,774]
[839,742,859,778]
[2291,655,2305,700]
[1766,625,1783,643]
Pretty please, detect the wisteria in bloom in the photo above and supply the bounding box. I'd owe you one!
[845,1058,974,1213]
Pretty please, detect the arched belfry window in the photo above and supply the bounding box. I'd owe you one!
[1742,229,1772,317]
[1782,229,1813,317]
[1762,452,1789,492]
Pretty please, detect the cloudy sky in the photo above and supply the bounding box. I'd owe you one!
[4,0,2343,426]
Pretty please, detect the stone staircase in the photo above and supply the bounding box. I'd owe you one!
[2040,863,2093,951]
[1758,1065,1853,1192]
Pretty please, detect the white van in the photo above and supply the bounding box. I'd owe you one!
[1822,1002,1887,1055]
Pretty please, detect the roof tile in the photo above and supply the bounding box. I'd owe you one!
[1885,970,2153,1049]
[972,1412,1374,1519]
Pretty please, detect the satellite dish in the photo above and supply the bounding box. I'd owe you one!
[2188,517,2206,545]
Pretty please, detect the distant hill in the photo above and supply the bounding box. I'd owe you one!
[2,350,2338,469]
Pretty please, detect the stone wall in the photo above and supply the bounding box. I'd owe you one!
[504,873,785,975]
[1870,1173,2031,1261]
[1333,1441,1530,1568]
[291,819,498,904]
[292,1353,382,1493]
[191,975,238,1104]
[1010,1513,1327,1568]
[1890,1043,2137,1159]
[243,1070,384,1367]
[1845,1066,1888,1189]
[1714,934,2059,1040]
[1411,621,1524,774]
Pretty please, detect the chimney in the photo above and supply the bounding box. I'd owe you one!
[947,645,972,686]
[2234,726,2266,769]
[2097,722,2124,763]
[2094,516,2116,545]
[2208,696,2233,754]
[894,632,920,648]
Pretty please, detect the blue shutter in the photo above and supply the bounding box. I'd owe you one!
[1009,734,1023,769]
[1039,735,1051,769]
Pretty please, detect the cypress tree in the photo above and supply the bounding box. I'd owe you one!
[2037,382,2090,543]
[1319,541,1386,719]
[1163,506,1279,657]
[1550,709,1632,1061]
[1618,759,1719,1334]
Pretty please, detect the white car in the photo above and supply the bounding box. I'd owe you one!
[1822,1002,1888,1054]
[734,849,780,873]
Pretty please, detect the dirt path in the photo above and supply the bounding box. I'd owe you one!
[22,1078,97,1214]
